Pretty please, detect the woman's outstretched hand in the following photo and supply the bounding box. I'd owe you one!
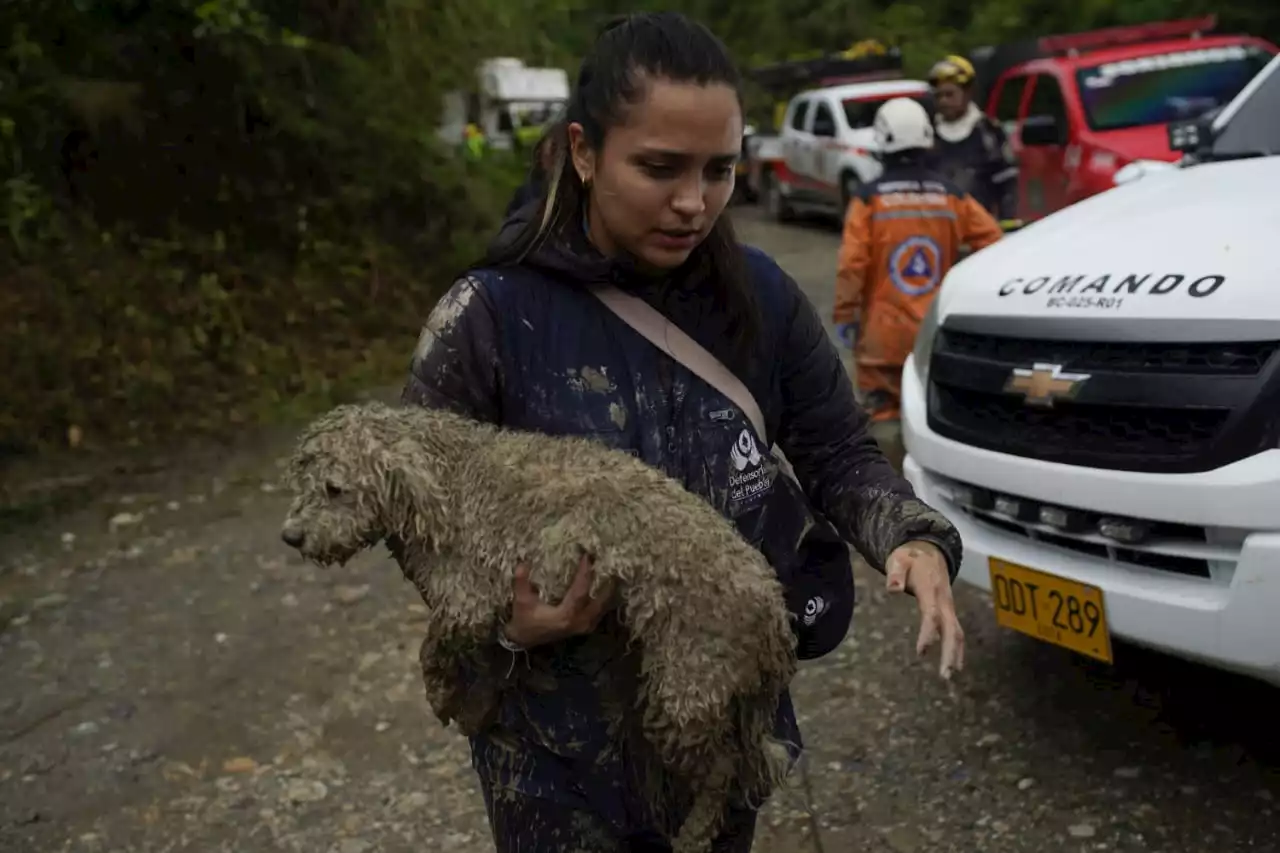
[502,554,614,649]
[886,541,965,679]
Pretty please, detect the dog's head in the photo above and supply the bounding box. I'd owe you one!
[279,403,450,566]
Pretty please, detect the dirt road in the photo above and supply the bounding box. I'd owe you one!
[2,207,1277,853]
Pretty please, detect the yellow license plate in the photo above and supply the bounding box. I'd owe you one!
[988,557,1113,663]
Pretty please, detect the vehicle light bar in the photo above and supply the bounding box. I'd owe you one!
[820,70,905,86]
[1038,15,1218,56]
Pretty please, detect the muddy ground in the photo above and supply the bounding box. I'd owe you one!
[2,207,1277,853]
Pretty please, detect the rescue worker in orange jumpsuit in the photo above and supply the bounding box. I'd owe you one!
[833,97,1003,468]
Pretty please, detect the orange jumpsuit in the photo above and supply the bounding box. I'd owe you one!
[834,164,1003,422]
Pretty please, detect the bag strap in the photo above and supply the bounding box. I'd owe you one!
[589,284,769,443]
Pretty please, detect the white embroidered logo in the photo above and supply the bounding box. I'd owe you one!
[802,595,828,627]
[729,428,763,472]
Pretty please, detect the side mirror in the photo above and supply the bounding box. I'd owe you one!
[1020,115,1064,147]
[1168,116,1212,154]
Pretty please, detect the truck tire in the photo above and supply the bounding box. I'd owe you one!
[764,170,795,223]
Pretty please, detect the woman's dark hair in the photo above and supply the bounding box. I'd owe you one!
[485,12,761,367]
[525,131,559,181]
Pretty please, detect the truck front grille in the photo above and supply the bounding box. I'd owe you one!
[927,329,1280,474]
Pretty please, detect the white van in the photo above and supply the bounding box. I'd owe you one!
[901,53,1280,686]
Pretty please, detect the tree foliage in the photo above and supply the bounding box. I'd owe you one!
[3,0,1279,458]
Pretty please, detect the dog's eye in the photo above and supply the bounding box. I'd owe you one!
[325,482,344,498]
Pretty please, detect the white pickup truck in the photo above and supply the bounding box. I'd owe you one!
[741,51,929,220]
[901,51,1280,686]
[763,78,930,222]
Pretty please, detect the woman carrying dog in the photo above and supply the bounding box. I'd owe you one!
[403,12,965,852]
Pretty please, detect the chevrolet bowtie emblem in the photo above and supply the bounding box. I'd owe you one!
[1004,362,1090,407]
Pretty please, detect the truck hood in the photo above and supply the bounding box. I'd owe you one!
[1092,124,1179,163]
[937,156,1280,335]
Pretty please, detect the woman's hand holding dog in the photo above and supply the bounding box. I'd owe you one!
[886,541,965,680]
[502,555,614,648]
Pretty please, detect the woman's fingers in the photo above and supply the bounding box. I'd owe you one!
[915,603,942,657]
[512,561,537,601]
[512,554,611,638]
[938,608,966,678]
[891,544,966,679]
[918,589,966,679]
[560,554,617,633]
[559,554,595,606]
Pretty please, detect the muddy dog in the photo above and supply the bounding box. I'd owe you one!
[279,401,798,852]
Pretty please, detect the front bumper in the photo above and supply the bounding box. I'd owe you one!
[901,355,1280,685]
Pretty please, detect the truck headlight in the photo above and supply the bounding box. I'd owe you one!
[911,295,941,385]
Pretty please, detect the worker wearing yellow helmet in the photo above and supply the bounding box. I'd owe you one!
[926,54,1019,222]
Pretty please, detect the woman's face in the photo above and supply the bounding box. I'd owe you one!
[933,81,970,122]
[570,78,742,270]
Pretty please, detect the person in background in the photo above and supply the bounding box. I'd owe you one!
[464,121,486,161]
[404,13,966,852]
[833,97,1003,470]
[926,55,1019,223]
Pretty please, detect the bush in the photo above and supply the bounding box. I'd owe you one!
[0,0,534,455]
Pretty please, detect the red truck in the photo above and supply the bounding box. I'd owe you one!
[969,16,1276,222]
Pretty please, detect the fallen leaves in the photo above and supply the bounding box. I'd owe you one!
[222,756,259,774]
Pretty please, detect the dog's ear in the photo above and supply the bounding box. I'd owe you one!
[378,438,447,541]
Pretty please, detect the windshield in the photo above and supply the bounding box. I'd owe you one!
[842,93,931,130]
[1075,44,1273,132]
[1208,53,1280,158]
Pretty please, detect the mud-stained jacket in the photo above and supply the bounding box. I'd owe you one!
[834,163,1003,370]
[401,207,963,835]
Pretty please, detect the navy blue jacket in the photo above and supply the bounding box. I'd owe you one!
[401,209,962,835]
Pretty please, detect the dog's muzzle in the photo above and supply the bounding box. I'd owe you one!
[280,522,305,549]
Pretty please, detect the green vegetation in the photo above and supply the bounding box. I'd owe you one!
[3,0,1279,460]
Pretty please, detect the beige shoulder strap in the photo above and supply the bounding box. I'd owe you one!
[589,284,769,442]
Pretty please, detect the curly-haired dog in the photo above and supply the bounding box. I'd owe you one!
[279,401,798,852]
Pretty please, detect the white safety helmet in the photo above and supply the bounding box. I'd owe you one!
[873,97,935,154]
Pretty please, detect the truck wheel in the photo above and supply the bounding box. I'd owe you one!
[765,171,795,223]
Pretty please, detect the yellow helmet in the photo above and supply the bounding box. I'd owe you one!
[928,55,976,88]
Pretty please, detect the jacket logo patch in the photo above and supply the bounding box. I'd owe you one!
[728,428,772,504]
[802,595,829,626]
[729,428,763,472]
[889,235,942,296]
